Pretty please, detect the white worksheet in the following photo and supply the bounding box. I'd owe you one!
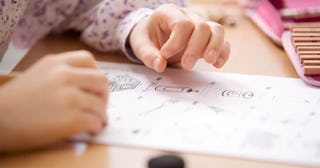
[94,62,320,166]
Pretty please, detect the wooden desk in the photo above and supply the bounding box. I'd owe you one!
[0,3,305,168]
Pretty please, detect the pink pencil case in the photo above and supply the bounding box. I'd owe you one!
[240,0,320,87]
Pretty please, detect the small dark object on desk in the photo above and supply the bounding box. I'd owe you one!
[148,154,185,168]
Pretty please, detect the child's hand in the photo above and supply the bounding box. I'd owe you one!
[130,4,230,73]
[0,51,108,152]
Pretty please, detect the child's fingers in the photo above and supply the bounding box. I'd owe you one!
[160,20,194,59]
[131,24,167,73]
[155,5,194,59]
[59,87,107,136]
[140,44,167,73]
[64,88,106,132]
[59,67,108,95]
[76,112,104,135]
[203,22,225,64]
[181,22,211,69]
[48,50,98,68]
[213,41,230,68]
[80,91,107,120]
[62,87,107,119]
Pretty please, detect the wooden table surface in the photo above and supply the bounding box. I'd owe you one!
[0,2,307,168]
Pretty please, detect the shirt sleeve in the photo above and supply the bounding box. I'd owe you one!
[65,0,187,62]
[12,0,187,61]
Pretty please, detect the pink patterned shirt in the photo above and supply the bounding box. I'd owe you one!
[0,0,186,62]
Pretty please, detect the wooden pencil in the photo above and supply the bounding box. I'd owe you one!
[302,60,320,66]
[294,42,320,47]
[293,37,320,43]
[296,46,320,51]
[292,27,320,33]
[292,32,320,37]
[303,66,320,75]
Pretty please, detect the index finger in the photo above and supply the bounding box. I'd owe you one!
[156,5,195,59]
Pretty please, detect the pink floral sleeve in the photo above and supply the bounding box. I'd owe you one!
[12,0,187,61]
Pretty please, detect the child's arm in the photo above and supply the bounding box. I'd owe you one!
[0,51,108,153]
[12,0,186,53]
[13,0,228,73]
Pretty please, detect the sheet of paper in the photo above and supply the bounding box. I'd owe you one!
[94,62,320,166]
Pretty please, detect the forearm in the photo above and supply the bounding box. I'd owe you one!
[12,0,187,59]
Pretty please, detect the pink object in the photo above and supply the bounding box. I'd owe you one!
[241,0,320,87]
[282,32,320,87]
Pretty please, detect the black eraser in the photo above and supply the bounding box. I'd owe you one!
[148,154,185,168]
